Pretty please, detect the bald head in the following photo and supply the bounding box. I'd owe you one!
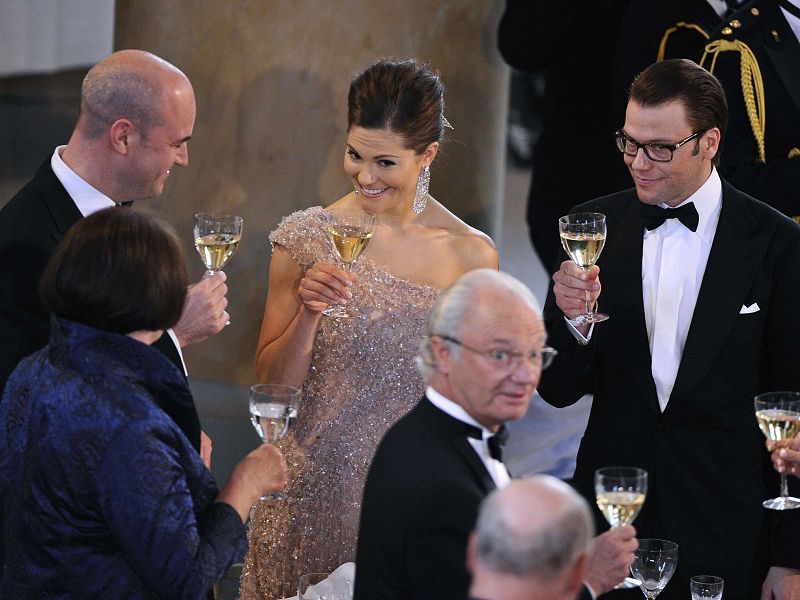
[78,49,193,141]
[474,476,594,579]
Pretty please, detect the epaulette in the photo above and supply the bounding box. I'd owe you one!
[656,22,711,62]
[701,5,767,163]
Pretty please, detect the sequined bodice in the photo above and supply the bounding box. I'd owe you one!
[240,207,439,599]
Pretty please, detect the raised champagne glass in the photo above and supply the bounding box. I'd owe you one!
[631,539,679,599]
[322,206,375,318]
[690,575,724,600]
[249,383,300,501]
[194,212,243,277]
[754,391,800,510]
[559,212,608,324]
[596,466,648,588]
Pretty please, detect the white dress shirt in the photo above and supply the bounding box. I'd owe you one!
[426,386,511,489]
[780,1,800,43]
[50,146,187,374]
[643,168,722,411]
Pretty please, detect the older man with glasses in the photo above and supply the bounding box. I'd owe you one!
[354,268,636,600]
[541,58,800,600]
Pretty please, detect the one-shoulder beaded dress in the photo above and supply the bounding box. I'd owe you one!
[239,207,439,599]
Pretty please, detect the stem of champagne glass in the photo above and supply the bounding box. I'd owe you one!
[781,472,790,498]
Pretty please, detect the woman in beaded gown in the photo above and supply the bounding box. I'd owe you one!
[239,59,498,599]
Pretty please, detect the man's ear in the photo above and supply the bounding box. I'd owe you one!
[430,335,453,375]
[109,118,134,155]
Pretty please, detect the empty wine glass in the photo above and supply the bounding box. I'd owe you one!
[690,575,724,600]
[249,383,300,501]
[754,391,800,510]
[194,212,243,277]
[323,206,375,318]
[558,212,608,324]
[631,539,678,599]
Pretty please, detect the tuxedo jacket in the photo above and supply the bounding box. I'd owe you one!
[354,397,593,600]
[0,160,201,451]
[705,0,800,218]
[539,182,800,600]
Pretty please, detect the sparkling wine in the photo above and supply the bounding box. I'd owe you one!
[756,408,800,441]
[249,402,296,444]
[195,233,241,271]
[327,225,373,265]
[691,593,722,600]
[560,232,606,269]
[596,491,646,527]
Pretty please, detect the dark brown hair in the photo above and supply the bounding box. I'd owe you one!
[629,59,728,166]
[40,208,187,334]
[347,58,445,154]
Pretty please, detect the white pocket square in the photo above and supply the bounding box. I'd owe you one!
[740,303,760,314]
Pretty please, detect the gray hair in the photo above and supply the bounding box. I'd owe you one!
[474,476,594,580]
[415,269,540,382]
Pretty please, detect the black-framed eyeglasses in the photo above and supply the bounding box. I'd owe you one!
[614,129,705,162]
[435,335,557,371]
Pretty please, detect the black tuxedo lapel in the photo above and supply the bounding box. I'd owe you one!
[591,193,661,416]
[763,3,800,117]
[34,161,83,244]
[419,397,497,494]
[669,183,769,404]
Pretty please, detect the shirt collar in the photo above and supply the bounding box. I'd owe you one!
[426,386,493,439]
[649,167,722,245]
[50,145,117,217]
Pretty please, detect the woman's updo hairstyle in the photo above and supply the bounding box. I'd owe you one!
[347,58,446,155]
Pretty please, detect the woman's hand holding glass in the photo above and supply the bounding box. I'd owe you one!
[298,262,355,314]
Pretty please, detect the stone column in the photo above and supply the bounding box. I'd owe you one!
[116,0,509,384]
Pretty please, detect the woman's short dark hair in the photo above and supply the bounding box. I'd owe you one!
[40,208,187,334]
[629,58,728,166]
[347,58,445,154]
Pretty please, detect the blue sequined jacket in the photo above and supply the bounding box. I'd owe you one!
[0,317,247,599]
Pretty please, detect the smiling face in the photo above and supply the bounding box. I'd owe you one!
[343,126,437,215]
[122,79,196,201]
[623,100,718,207]
[432,292,545,430]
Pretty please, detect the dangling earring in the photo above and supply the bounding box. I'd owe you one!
[413,165,430,214]
[354,186,359,196]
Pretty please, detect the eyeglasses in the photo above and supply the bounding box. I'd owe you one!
[614,129,705,162]
[436,335,557,371]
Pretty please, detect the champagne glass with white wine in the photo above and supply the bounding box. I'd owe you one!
[596,466,647,588]
[631,539,678,599]
[754,391,800,510]
[323,206,375,318]
[249,383,300,501]
[559,212,608,324]
[194,212,243,277]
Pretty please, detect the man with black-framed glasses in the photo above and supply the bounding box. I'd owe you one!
[541,58,800,600]
[354,269,637,600]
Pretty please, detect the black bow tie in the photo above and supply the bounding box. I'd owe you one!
[465,423,509,461]
[115,201,134,208]
[640,202,699,232]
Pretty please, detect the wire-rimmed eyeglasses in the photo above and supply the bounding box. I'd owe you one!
[614,129,705,162]
[436,335,557,371]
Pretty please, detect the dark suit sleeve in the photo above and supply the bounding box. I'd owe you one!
[405,480,485,600]
[536,276,598,408]
[0,233,54,388]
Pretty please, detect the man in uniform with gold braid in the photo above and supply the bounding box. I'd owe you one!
[702,0,800,220]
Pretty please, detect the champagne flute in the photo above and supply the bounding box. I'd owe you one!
[754,391,800,510]
[631,539,679,599]
[690,575,724,600]
[596,466,648,588]
[559,212,608,324]
[194,212,243,277]
[249,383,300,501]
[322,206,375,318]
